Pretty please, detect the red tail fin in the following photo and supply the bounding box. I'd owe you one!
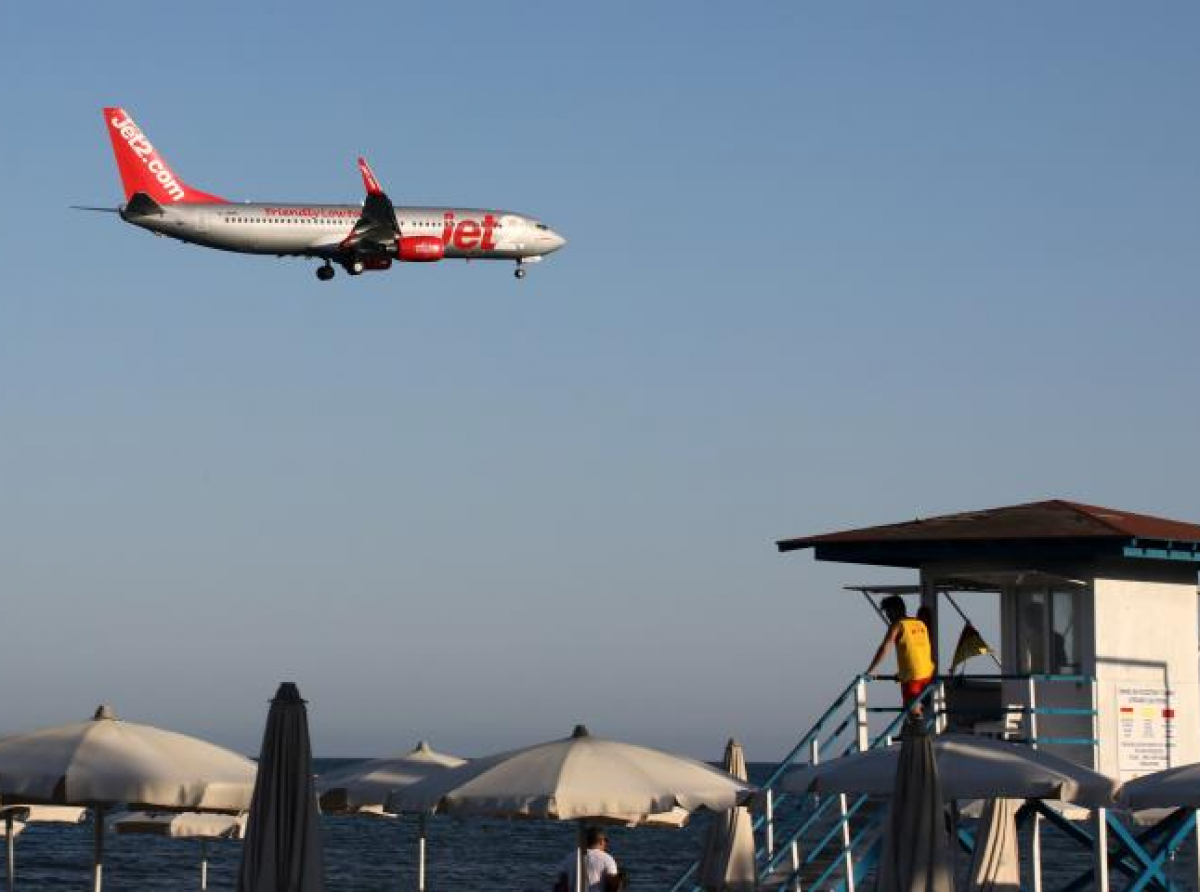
[358,157,385,196]
[103,107,226,204]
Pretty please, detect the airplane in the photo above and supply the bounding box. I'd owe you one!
[82,107,566,281]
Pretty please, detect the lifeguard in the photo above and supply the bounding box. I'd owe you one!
[865,595,935,708]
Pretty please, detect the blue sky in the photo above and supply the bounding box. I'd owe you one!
[1,2,1198,759]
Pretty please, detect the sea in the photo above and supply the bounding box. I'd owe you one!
[4,761,1196,890]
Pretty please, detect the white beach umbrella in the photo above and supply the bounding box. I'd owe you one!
[392,725,751,819]
[390,725,754,892]
[0,812,24,892]
[317,740,465,814]
[698,739,757,892]
[111,810,246,891]
[1118,762,1200,810]
[0,705,256,892]
[317,740,465,892]
[782,733,1116,808]
[0,806,86,892]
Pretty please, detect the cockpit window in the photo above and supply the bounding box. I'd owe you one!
[535,223,549,230]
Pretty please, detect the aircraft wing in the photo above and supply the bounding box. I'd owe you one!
[340,157,399,254]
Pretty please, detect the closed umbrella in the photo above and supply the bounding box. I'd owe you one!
[965,798,1020,892]
[782,733,1115,807]
[237,682,324,892]
[390,725,753,892]
[876,721,953,892]
[0,705,255,892]
[698,739,757,892]
[112,810,246,890]
[317,740,465,891]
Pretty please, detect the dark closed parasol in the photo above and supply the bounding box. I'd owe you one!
[237,682,325,892]
[876,720,953,892]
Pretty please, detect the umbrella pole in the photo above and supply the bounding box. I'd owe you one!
[417,813,427,892]
[199,839,208,891]
[576,822,586,892]
[1030,813,1042,892]
[5,812,14,892]
[92,805,105,892]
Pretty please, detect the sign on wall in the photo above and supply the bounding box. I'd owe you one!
[1117,686,1175,781]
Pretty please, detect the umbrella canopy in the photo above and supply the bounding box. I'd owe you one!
[782,733,1115,808]
[1,805,88,892]
[317,740,465,813]
[111,810,246,839]
[697,739,757,892]
[114,810,246,891]
[1118,762,1200,810]
[390,725,753,821]
[1,806,87,825]
[237,682,324,892]
[316,740,464,892]
[0,705,255,810]
[0,706,255,892]
[876,722,954,892]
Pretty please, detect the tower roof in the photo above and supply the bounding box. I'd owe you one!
[776,500,1200,569]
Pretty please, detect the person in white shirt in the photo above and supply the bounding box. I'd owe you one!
[556,827,620,892]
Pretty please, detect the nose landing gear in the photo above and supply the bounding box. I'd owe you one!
[514,261,527,280]
[316,262,335,281]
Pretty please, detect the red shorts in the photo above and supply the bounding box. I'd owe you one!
[901,677,933,706]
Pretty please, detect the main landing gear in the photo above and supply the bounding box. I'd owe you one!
[345,259,365,276]
[316,262,335,281]
[514,261,527,280]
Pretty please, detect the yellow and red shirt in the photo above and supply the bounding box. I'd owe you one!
[895,618,934,682]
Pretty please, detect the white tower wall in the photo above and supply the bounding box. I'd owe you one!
[1092,573,1199,781]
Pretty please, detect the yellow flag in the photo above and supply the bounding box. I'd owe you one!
[951,623,992,672]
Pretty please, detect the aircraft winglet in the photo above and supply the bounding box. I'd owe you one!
[358,157,384,196]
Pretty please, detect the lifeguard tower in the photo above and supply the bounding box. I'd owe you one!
[667,499,1200,892]
[775,499,1200,781]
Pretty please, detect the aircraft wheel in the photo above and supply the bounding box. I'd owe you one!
[316,264,335,281]
[347,260,365,276]
[514,266,527,280]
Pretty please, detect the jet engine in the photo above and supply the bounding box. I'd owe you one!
[396,236,445,262]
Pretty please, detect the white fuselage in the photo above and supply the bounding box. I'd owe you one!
[124,202,566,261]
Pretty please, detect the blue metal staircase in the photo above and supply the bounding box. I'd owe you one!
[669,675,937,892]
[668,672,1102,892]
